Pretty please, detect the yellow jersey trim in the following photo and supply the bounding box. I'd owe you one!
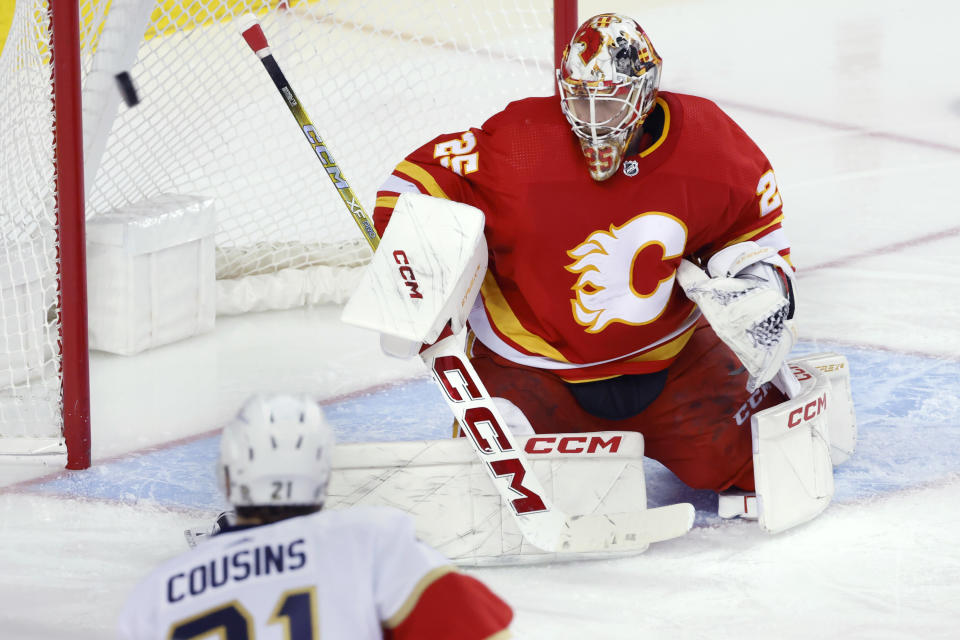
[480,271,570,362]
[395,161,451,200]
[375,195,399,209]
[557,319,696,382]
[722,214,784,248]
[625,322,696,362]
[639,97,671,158]
[563,374,621,384]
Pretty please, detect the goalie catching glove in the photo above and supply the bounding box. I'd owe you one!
[677,242,797,392]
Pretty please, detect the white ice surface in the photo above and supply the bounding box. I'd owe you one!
[3,0,960,638]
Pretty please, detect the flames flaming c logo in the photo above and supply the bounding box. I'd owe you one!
[565,213,687,333]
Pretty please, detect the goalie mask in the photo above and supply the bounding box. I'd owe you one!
[557,14,662,181]
[218,394,334,508]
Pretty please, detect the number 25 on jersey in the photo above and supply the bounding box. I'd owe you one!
[434,132,479,176]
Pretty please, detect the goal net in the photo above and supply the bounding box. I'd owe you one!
[0,0,575,466]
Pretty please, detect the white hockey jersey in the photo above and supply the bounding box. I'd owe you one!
[117,506,512,639]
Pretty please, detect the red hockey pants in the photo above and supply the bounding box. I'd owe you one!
[468,318,786,492]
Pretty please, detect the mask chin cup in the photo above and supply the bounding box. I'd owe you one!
[577,134,627,182]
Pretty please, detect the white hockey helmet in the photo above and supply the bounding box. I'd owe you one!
[217,394,335,507]
[557,13,662,181]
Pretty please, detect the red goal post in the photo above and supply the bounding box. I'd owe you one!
[0,0,578,469]
[0,1,89,469]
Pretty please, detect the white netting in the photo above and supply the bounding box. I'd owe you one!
[0,0,62,446]
[0,0,560,448]
[81,0,558,307]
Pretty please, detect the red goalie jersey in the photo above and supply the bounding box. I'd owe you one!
[375,92,790,382]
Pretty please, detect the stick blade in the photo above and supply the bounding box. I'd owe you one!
[511,509,567,553]
[558,503,695,553]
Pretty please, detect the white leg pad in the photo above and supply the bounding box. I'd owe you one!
[792,352,857,465]
[752,357,837,533]
[325,431,692,565]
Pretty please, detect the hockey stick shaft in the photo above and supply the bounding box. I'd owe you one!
[239,16,379,252]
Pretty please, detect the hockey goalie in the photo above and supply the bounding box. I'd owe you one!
[340,12,857,559]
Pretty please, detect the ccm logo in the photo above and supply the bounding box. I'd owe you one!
[525,435,622,454]
[789,363,813,382]
[788,394,827,428]
[302,125,347,188]
[393,250,423,299]
[432,353,547,515]
[735,383,771,426]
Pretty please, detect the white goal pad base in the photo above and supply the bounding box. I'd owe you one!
[326,431,684,566]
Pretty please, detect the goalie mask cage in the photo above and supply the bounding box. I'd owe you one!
[0,0,578,469]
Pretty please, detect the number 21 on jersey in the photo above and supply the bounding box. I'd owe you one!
[169,587,317,639]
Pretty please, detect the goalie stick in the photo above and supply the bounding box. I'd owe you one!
[238,15,693,553]
[238,16,379,252]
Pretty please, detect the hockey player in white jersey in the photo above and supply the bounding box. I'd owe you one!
[117,394,513,639]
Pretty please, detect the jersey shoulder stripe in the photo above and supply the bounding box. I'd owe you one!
[383,565,456,629]
[394,160,452,200]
